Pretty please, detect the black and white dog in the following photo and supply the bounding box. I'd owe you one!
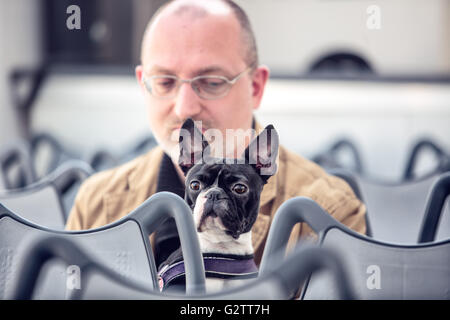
[158,119,279,292]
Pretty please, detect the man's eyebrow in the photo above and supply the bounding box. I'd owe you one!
[195,66,231,76]
[147,65,232,77]
[147,66,176,75]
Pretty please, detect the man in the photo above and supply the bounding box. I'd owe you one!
[66,0,366,267]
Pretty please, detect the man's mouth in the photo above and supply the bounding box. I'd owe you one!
[171,125,209,136]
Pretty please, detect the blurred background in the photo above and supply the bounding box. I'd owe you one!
[0,0,449,185]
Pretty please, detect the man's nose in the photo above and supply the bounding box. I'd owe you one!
[173,82,202,119]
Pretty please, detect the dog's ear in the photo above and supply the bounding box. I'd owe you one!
[244,125,279,184]
[178,118,210,175]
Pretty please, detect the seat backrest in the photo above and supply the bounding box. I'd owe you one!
[0,185,65,229]
[357,174,439,244]
[259,197,450,300]
[402,138,450,181]
[436,198,450,241]
[31,132,78,178]
[303,228,450,299]
[312,138,364,175]
[0,215,150,299]
[0,141,36,190]
[0,160,94,229]
[327,168,372,237]
[418,172,450,243]
[8,234,355,300]
[0,192,206,299]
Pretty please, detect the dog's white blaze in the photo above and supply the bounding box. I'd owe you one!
[192,191,208,228]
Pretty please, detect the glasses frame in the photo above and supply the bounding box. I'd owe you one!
[142,66,253,100]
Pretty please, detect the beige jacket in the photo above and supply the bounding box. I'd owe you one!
[66,141,366,265]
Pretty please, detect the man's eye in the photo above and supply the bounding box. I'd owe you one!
[232,184,247,194]
[156,78,176,88]
[190,181,201,191]
[199,78,226,89]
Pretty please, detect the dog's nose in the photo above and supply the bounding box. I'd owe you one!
[205,189,224,201]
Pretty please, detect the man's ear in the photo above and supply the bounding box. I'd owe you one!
[244,124,279,184]
[178,118,210,175]
[135,65,145,92]
[251,65,270,112]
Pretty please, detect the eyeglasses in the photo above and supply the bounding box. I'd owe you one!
[142,67,252,100]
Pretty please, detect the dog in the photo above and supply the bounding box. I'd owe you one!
[157,118,279,293]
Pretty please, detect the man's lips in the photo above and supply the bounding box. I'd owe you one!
[171,124,209,133]
[173,126,208,134]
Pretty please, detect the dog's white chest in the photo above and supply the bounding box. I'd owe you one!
[205,277,251,292]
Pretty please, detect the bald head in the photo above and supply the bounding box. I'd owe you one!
[140,0,258,68]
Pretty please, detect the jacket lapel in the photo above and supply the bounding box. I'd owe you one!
[104,147,165,224]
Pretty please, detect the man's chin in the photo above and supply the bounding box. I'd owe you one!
[153,132,178,159]
[164,142,180,161]
[171,127,182,137]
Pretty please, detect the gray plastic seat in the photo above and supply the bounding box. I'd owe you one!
[312,138,364,175]
[31,132,78,179]
[345,173,441,244]
[7,234,355,300]
[0,184,65,229]
[31,132,157,174]
[260,197,450,300]
[419,172,450,243]
[327,168,372,237]
[0,140,36,190]
[0,192,205,299]
[314,137,450,183]
[0,160,93,229]
[402,138,450,182]
[329,169,450,242]
[318,138,450,242]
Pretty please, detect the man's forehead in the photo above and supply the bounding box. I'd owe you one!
[146,0,235,40]
[162,0,232,18]
[141,1,245,68]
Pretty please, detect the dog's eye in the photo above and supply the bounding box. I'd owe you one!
[190,180,201,191]
[232,184,247,194]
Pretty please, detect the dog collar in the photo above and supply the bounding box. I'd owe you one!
[157,254,258,291]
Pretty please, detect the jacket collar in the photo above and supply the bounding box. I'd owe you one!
[127,146,165,193]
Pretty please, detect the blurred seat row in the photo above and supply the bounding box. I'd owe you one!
[313,137,450,243]
[0,133,156,229]
[0,133,449,299]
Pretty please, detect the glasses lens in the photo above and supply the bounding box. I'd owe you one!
[193,77,230,99]
[150,76,178,97]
